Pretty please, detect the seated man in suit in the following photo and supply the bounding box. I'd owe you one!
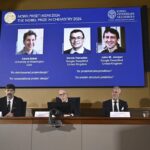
[0,84,25,117]
[64,29,91,54]
[102,86,128,117]
[54,89,80,116]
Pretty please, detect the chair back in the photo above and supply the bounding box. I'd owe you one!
[47,97,80,116]
[22,101,27,116]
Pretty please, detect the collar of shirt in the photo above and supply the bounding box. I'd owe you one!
[106,45,118,53]
[112,99,119,103]
[70,47,84,54]
[23,48,34,54]
[62,99,68,103]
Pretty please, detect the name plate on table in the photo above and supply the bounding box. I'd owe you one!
[110,112,131,118]
[0,111,2,117]
[34,111,49,117]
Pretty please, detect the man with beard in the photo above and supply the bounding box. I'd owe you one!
[0,84,24,117]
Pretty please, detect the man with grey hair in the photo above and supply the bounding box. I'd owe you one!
[54,89,80,116]
[102,86,128,117]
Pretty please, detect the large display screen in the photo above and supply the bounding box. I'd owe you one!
[0,7,145,87]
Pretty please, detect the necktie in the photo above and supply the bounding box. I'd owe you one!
[7,100,11,112]
[114,101,117,112]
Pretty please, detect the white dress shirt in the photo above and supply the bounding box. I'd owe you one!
[70,47,84,54]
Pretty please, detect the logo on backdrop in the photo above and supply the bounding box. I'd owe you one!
[107,9,116,19]
[4,12,16,24]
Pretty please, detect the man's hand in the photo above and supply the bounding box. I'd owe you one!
[5,112,14,117]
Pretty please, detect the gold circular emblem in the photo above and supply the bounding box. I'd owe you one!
[4,12,16,24]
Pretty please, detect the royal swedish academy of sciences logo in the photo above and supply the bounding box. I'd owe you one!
[107,10,117,19]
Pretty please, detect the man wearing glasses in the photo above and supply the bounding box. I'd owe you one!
[64,29,91,54]
[54,89,80,116]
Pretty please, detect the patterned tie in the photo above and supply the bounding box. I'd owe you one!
[114,101,117,112]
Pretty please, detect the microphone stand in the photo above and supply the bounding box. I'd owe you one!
[48,109,62,128]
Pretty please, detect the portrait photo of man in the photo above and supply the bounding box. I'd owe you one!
[16,28,44,55]
[64,28,91,54]
[97,27,126,53]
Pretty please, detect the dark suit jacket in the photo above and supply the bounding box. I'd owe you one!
[0,96,24,117]
[55,97,80,116]
[64,48,91,54]
[102,99,128,117]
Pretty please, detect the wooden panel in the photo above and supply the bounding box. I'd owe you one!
[0,117,150,124]
[0,0,150,10]
[0,117,32,124]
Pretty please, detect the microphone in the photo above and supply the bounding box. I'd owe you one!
[48,108,62,128]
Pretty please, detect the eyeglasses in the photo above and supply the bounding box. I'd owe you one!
[70,36,84,40]
[59,93,66,96]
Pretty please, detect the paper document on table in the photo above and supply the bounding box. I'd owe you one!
[110,112,130,118]
[34,111,49,117]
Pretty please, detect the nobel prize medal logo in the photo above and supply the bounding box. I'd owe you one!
[4,12,16,24]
